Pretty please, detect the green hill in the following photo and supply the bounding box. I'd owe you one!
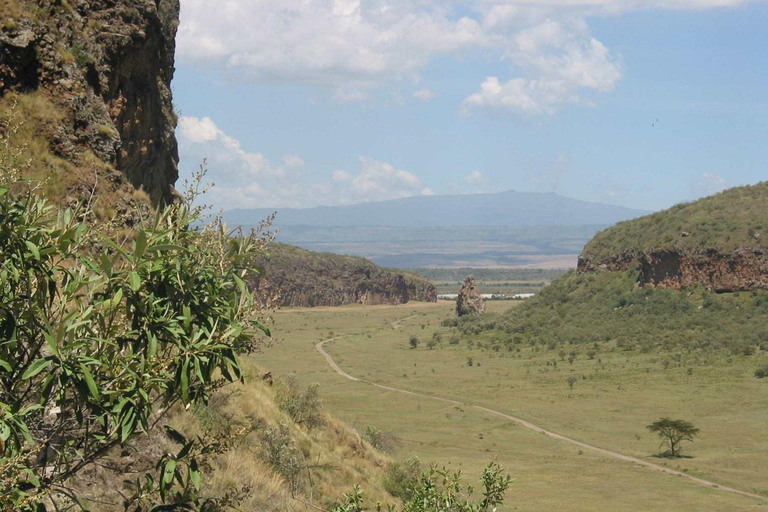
[252,243,437,307]
[582,182,768,262]
[453,183,768,355]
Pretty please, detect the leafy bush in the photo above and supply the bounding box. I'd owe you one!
[0,139,271,510]
[382,457,421,500]
[259,423,303,493]
[335,461,511,512]
[755,365,768,379]
[278,374,324,428]
[362,425,399,453]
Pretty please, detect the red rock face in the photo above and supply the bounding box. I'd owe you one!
[579,249,768,292]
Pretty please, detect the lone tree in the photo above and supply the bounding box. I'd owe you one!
[647,418,700,457]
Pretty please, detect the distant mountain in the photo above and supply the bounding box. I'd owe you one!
[225,190,647,228]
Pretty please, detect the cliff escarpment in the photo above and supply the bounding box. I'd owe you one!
[578,182,768,292]
[251,243,437,307]
[1,0,180,204]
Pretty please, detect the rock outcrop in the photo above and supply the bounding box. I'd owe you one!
[577,182,768,293]
[456,276,485,316]
[1,0,180,204]
[579,249,768,292]
[250,243,437,307]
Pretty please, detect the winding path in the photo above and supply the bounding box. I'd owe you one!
[315,315,766,503]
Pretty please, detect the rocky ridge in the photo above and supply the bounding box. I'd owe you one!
[1,0,180,204]
[578,182,768,292]
[251,243,437,307]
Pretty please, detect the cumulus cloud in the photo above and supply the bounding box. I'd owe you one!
[177,1,747,113]
[465,170,490,185]
[177,116,430,209]
[463,19,622,114]
[342,157,426,202]
[178,0,486,92]
[691,172,728,197]
[413,88,437,102]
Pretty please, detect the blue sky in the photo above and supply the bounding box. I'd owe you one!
[173,0,768,212]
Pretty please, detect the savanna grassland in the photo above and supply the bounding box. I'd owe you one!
[256,300,768,512]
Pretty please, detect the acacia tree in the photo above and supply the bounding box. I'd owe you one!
[0,144,272,510]
[646,418,700,457]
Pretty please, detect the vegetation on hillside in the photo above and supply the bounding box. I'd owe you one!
[0,153,275,510]
[451,270,768,357]
[582,181,768,260]
[252,243,436,307]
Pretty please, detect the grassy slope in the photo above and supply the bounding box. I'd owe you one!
[259,302,768,511]
[75,359,393,512]
[583,181,768,260]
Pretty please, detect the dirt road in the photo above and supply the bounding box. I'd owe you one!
[315,315,767,503]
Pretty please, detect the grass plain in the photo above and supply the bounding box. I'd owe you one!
[256,301,768,512]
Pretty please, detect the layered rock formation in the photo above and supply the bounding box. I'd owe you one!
[578,249,768,292]
[251,243,437,307]
[578,182,768,292]
[456,276,485,316]
[1,0,180,204]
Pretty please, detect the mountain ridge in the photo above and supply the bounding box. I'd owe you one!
[226,189,648,228]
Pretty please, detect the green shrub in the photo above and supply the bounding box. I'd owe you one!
[336,461,511,512]
[382,457,421,500]
[0,138,271,510]
[755,365,768,379]
[363,425,399,453]
[260,423,303,492]
[278,374,324,428]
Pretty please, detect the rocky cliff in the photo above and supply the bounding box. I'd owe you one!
[1,0,180,204]
[251,243,437,307]
[578,182,768,292]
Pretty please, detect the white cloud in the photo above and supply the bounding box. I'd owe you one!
[178,1,752,113]
[178,0,487,92]
[465,170,490,185]
[345,157,425,202]
[692,172,728,197]
[177,116,430,208]
[413,88,437,102]
[333,87,369,103]
[178,116,221,143]
[283,155,305,169]
[463,19,622,114]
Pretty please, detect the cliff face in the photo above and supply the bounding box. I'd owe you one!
[579,249,768,292]
[251,243,437,307]
[1,0,180,203]
[577,182,768,293]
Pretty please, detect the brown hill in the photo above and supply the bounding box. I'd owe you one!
[251,243,437,307]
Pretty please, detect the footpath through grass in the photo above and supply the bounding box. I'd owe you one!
[257,302,768,512]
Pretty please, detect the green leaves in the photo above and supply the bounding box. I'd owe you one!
[0,170,272,510]
[21,358,52,380]
[128,271,141,292]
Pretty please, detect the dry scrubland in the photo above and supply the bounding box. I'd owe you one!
[258,301,768,512]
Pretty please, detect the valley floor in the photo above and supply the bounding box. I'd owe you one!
[256,301,768,512]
